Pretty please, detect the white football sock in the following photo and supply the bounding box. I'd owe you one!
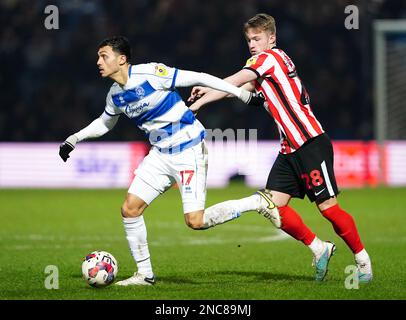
[308,237,325,257]
[355,249,372,276]
[203,195,260,228]
[123,216,153,278]
[355,248,370,264]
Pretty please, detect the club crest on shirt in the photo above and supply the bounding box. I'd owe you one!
[134,86,146,99]
[154,64,168,77]
[245,56,257,67]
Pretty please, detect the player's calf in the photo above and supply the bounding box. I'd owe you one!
[121,205,144,218]
[184,211,205,229]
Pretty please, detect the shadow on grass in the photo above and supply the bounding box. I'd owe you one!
[216,270,314,282]
[149,271,314,285]
[70,270,314,285]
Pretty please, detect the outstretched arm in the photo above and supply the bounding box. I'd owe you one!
[74,112,118,142]
[188,82,255,102]
[187,69,258,112]
[175,69,256,105]
[59,112,119,162]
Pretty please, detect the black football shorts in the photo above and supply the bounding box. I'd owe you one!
[266,133,339,203]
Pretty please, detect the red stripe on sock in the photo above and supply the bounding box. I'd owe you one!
[279,206,316,246]
[321,204,364,254]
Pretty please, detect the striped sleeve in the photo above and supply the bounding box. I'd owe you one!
[104,87,123,117]
[243,53,274,78]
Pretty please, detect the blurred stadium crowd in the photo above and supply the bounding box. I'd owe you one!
[1,0,405,142]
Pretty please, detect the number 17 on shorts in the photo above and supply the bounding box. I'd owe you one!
[177,165,207,213]
[180,170,195,194]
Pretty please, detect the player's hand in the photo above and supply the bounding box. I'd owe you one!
[188,86,210,102]
[246,92,265,107]
[59,135,78,162]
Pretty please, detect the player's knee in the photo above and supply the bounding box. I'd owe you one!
[268,190,290,207]
[317,197,338,212]
[185,212,204,230]
[121,202,144,218]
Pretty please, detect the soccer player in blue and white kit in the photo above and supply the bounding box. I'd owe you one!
[59,36,279,286]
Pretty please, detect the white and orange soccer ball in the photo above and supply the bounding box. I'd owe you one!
[81,251,118,288]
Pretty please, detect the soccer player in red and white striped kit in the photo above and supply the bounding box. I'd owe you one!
[189,13,372,282]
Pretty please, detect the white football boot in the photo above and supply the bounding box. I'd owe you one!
[356,256,373,283]
[256,189,281,228]
[115,272,155,286]
[312,241,336,281]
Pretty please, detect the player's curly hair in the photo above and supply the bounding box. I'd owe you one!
[243,13,276,34]
[98,36,132,63]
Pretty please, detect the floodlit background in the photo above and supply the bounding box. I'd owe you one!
[2,0,404,142]
[1,0,406,188]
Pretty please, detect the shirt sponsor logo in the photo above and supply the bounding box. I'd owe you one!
[125,102,149,118]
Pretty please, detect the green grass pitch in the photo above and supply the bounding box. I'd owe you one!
[1,184,405,300]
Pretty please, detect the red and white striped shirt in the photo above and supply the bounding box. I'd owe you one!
[243,47,324,154]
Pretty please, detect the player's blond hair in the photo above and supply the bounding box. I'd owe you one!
[243,13,276,34]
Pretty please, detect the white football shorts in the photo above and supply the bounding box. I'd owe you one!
[128,140,208,213]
